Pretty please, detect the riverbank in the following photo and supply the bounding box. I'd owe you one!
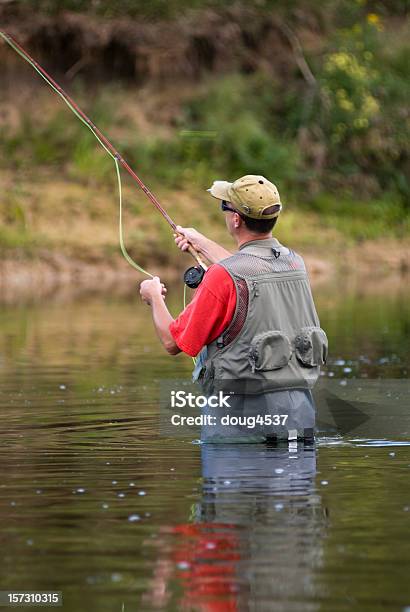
[1,231,408,304]
[1,171,408,303]
[1,166,409,304]
[1,158,408,303]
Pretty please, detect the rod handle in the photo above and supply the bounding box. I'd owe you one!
[175,232,208,271]
[187,244,208,271]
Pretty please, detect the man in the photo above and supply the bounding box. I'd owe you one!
[140,175,328,442]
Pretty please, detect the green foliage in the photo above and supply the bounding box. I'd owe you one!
[185,76,299,182]
[71,132,113,183]
[0,226,44,253]
[306,194,409,240]
[302,19,408,202]
[318,21,408,197]
[119,75,300,192]
[1,110,79,168]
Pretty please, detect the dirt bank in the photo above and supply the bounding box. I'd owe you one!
[0,5,305,88]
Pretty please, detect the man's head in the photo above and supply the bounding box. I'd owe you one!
[207,175,282,242]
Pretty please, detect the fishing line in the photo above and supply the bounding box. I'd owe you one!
[1,30,152,277]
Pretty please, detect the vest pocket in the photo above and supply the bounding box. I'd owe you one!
[294,327,328,367]
[249,331,293,373]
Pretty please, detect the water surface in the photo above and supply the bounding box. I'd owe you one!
[0,280,409,611]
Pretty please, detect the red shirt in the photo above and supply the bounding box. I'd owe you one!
[169,264,236,357]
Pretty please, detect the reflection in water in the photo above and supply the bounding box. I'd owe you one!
[144,444,326,611]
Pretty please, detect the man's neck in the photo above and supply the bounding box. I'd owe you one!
[237,232,273,248]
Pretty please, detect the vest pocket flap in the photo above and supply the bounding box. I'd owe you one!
[295,327,328,367]
[249,331,292,372]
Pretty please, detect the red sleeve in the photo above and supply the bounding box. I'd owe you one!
[169,264,237,357]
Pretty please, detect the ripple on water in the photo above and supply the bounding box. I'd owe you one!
[350,439,410,447]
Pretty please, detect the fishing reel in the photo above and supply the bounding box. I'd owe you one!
[183,265,205,289]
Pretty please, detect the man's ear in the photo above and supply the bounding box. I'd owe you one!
[234,212,242,228]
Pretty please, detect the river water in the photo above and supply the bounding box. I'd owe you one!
[0,277,409,611]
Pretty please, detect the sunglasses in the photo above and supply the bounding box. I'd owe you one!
[220,200,242,215]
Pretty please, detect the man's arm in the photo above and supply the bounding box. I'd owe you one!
[174,226,232,264]
[140,277,181,355]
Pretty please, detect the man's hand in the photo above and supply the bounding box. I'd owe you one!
[139,276,167,306]
[139,277,179,355]
[174,226,208,253]
[174,225,232,264]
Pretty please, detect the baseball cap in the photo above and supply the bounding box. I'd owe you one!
[207,174,282,219]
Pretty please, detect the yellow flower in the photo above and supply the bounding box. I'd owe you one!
[367,13,379,25]
[324,51,377,82]
[367,13,383,30]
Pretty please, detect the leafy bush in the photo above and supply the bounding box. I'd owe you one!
[121,75,300,192]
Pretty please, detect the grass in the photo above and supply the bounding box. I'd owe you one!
[0,166,407,272]
[0,226,46,255]
[300,194,410,241]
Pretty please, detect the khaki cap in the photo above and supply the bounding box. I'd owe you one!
[207,174,282,219]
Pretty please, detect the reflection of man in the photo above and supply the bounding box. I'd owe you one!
[140,175,327,441]
[142,444,322,610]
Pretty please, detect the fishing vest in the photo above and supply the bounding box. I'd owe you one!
[199,238,328,395]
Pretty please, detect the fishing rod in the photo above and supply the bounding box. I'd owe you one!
[0,30,207,288]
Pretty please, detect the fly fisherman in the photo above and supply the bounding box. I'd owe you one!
[139,175,328,443]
